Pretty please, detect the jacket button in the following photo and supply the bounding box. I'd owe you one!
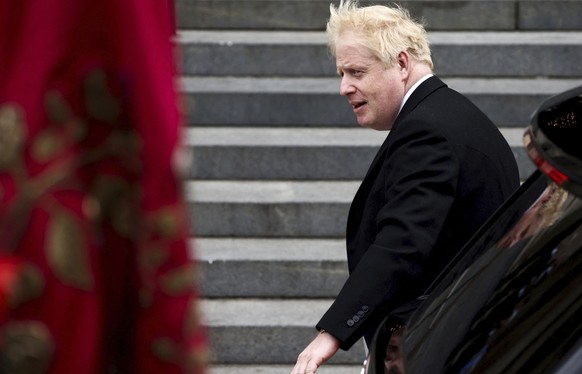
[347,319,355,327]
[362,305,369,312]
[357,311,365,318]
[352,315,360,323]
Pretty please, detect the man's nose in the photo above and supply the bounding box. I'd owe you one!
[340,77,355,96]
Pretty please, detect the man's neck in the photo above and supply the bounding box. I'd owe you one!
[397,62,434,114]
[399,72,433,115]
[404,62,433,93]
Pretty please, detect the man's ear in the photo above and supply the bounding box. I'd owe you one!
[397,51,409,70]
[397,51,411,79]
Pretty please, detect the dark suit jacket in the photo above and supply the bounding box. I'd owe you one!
[317,76,520,350]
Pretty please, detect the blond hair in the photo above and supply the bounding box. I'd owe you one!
[326,0,433,69]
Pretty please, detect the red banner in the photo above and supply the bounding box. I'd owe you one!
[0,1,208,372]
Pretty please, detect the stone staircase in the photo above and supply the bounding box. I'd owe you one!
[175,1,582,372]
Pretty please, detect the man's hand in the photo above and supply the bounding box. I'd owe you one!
[291,330,341,374]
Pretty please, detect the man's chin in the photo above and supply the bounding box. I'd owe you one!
[358,120,389,131]
[356,117,370,128]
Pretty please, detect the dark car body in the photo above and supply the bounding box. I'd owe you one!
[365,85,582,374]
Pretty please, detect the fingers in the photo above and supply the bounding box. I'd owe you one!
[291,355,319,374]
[305,360,320,374]
[292,348,321,374]
[291,331,341,374]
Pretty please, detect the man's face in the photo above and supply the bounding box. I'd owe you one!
[335,32,407,131]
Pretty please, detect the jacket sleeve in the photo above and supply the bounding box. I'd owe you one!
[317,119,460,350]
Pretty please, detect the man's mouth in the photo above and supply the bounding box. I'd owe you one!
[351,101,367,111]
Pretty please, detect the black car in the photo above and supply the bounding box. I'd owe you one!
[365,85,582,374]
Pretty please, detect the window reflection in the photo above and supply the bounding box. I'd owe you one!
[449,187,581,373]
[383,327,405,374]
[496,183,568,249]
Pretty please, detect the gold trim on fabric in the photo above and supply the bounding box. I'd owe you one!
[184,347,211,373]
[31,130,62,163]
[151,337,178,363]
[82,195,100,222]
[1,321,54,374]
[0,105,25,170]
[8,264,44,309]
[159,210,179,238]
[183,301,211,373]
[184,299,202,336]
[143,244,169,269]
[44,90,73,125]
[90,176,137,238]
[46,209,93,290]
[84,70,121,124]
[149,207,182,239]
[160,264,196,296]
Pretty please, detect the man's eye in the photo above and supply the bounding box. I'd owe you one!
[338,70,363,78]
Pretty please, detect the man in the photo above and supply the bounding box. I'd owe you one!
[291,1,520,373]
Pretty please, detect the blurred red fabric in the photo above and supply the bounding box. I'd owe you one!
[0,1,208,372]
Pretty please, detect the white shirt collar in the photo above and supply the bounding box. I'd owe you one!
[398,74,434,114]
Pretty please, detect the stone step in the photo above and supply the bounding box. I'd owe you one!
[187,165,537,237]
[185,127,536,181]
[195,237,348,298]
[201,299,364,365]
[179,31,582,78]
[176,0,582,31]
[181,76,582,127]
[187,180,355,237]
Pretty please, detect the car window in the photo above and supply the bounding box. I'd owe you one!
[444,195,582,373]
[402,184,582,373]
